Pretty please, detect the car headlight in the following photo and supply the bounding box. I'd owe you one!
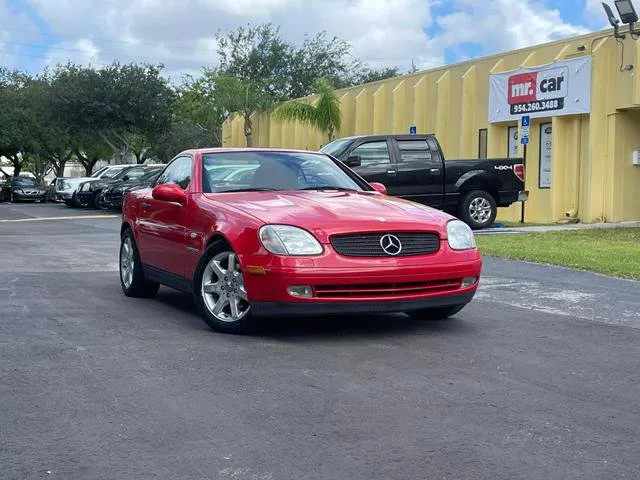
[447,220,476,250]
[15,189,24,194]
[259,225,323,256]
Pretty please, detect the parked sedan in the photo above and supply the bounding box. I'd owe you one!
[76,165,156,209]
[1,176,46,203]
[101,167,164,210]
[120,148,482,334]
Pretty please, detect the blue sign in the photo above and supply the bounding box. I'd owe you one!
[521,115,530,127]
[409,126,417,135]
[521,135,529,145]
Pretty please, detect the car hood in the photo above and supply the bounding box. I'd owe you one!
[203,190,453,242]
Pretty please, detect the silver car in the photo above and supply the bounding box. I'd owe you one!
[55,165,129,207]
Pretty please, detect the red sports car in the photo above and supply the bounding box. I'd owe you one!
[120,148,482,333]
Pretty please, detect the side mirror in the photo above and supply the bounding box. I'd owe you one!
[344,155,362,168]
[152,183,187,205]
[122,175,130,182]
[369,182,388,195]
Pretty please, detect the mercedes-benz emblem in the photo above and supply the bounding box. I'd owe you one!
[380,234,402,256]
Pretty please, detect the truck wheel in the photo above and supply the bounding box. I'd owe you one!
[459,190,497,230]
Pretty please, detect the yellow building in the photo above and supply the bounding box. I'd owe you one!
[222,27,640,224]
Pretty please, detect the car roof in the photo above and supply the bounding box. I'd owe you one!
[178,147,328,156]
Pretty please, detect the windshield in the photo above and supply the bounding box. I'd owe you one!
[14,177,38,187]
[101,167,127,179]
[319,138,354,158]
[116,167,147,180]
[90,166,108,178]
[202,151,365,193]
[137,169,162,182]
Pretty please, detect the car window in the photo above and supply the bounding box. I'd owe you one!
[14,177,38,187]
[350,141,391,167]
[201,151,364,193]
[396,139,433,162]
[156,157,192,190]
[319,138,354,158]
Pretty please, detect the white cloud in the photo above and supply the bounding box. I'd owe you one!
[434,0,590,54]
[19,0,593,81]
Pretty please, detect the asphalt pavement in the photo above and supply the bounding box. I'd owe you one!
[1,202,639,480]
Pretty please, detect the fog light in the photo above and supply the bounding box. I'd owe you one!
[287,286,313,298]
[461,277,478,288]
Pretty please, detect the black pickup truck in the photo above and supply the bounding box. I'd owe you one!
[320,134,528,229]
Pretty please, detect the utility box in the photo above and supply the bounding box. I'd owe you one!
[633,149,640,166]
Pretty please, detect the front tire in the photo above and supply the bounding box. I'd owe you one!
[406,304,466,320]
[458,190,497,230]
[94,192,107,210]
[193,242,253,334]
[119,229,160,298]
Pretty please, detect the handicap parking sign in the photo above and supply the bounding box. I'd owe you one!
[409,126,417,135]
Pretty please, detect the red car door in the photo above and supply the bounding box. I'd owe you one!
[136,156,193,276]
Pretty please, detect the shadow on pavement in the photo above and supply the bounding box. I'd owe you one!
[152,287,475,340]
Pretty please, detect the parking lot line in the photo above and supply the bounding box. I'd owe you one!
[0,214,119,223]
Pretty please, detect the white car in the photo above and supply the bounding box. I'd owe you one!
[55,165,129,207]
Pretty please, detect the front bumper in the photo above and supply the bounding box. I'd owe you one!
[241,246,482,317]
[252,290,476,317]
[14,193,45,201]
[76,191,96,203]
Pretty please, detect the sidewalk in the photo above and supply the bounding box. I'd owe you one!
[477,221,640,235]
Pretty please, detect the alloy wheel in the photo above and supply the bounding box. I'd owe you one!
[120,236,135,289]
[201,252,250,322]
[469,197,492,224]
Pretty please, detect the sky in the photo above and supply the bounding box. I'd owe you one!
[0,0,613,83]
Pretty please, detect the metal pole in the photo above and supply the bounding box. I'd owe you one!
[520,143,527,223]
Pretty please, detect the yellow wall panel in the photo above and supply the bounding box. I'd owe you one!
[222,28,640,223]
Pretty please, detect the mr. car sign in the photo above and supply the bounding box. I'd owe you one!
[488,57,591,123]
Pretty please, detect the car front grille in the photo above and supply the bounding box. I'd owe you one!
[330,232,440,257]
[314,279,461,299]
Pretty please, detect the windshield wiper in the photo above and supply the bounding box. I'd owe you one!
[217,187,280,193]
[301,186,357,192]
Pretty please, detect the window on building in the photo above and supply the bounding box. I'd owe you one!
[539,123,553,188]
[478,129,488,159]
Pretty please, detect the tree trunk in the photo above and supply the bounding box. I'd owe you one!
[9,155,23,177]
[55,158,68,177]
[83,160,98,177]
[244,114,254,147]
[328,125,335,142]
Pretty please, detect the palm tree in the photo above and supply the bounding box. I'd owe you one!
[274,79,342,142]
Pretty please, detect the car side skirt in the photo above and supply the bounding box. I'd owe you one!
[143,265,193,293]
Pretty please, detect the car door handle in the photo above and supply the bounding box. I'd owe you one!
[141,202,151,211]
[386,169,398,175]
[429,168,441,173]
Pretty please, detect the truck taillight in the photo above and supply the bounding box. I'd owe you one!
[514,164,525,182]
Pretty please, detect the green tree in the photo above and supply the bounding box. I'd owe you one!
[0,69,38,177]
[49,62,175,165]
[274,79,342,142]
[210,73,276,147]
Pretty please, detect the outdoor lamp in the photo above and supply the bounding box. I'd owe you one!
[614,0,639,24]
